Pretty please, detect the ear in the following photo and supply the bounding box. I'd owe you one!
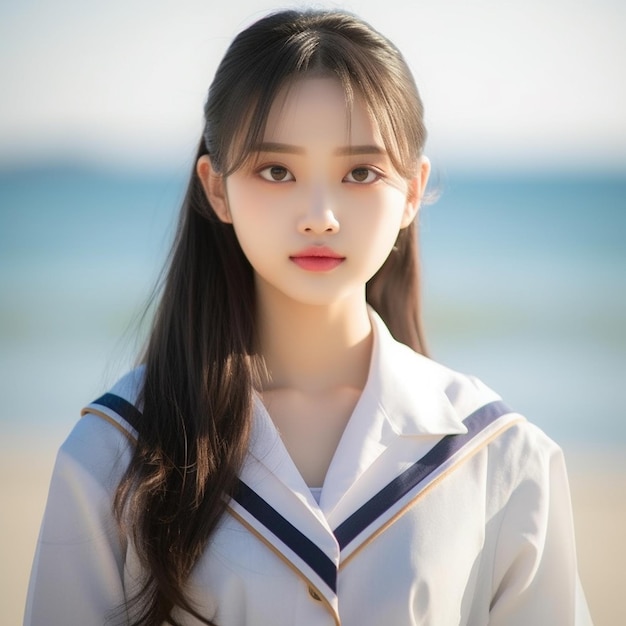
[196,155,232,223]
[400,156,431,228]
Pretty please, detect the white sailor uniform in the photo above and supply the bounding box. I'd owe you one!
[24,312,593,625]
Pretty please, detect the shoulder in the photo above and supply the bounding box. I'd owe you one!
[409,356,570,517]
[57,367,146,489]
[423,353,563,471]
[418,352,564,462]
[81,366,146,436]
[382,324,563,463]
[421,353,568,497]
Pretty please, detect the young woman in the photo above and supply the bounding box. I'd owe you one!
[25,9,592,626]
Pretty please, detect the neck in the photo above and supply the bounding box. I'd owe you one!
[255,284,373,394]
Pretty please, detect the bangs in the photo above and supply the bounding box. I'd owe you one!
[205,11,425,180]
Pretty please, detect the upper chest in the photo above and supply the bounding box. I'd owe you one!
[260,386,362,488]
[181,450,501,626]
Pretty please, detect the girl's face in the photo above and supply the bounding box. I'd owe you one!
[199,77,429,309]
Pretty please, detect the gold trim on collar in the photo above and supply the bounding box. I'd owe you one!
[81,408,137,443]
[339,417,525,570]
[226,505,341,626]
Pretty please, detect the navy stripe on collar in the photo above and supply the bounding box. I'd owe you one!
[232,480,337,592]
[87,392,512,584]
[87,392,337,591]
[91,393,144,431]
[333,399,512,549]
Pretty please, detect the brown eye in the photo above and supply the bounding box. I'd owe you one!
[351,168,370,182]
[259,165,294,182]
[344,167,378,184]
[270,166,287,180]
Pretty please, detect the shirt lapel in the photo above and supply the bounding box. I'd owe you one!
[82,313,514,623]
[98,311,509,621]
[321,311,468,522]
[230,395,341,613]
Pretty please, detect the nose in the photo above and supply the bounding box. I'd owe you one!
[297,187,340,235]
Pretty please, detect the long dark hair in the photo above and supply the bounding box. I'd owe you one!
[114,9,428,625]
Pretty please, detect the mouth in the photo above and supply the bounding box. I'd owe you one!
[289,246,345,272]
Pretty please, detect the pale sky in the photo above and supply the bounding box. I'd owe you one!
[1,0,625,172]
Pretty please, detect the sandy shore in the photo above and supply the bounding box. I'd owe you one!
[2,440,624,625]
[566,448,626,626]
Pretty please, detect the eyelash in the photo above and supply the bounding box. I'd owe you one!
[258,165,294,182]
[256,164,383,184]
[344,167,381,184]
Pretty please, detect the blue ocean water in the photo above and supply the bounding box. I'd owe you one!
[1,164,625,451]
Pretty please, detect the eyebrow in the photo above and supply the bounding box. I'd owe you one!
[252,142,386,156]
[253,142,305,155]
[334,145,386,156]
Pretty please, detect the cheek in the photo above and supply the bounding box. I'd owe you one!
[231,214,269,266]
[347,210,405,282]
[227,187,272,235]
[351,194,406,250]
[227,179,288,225]
[227,200,285,273]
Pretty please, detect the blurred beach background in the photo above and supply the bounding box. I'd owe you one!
[1,0,624,624]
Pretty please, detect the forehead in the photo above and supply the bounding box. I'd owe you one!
[263,77,383,147]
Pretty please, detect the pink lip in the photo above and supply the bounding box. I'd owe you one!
[290,246,345,272]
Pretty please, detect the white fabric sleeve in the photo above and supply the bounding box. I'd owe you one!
[488,426,594,625]
[24,414,133,626]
